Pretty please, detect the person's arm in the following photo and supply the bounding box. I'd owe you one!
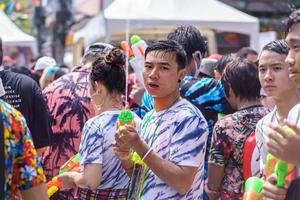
[59,119,104,190]
[20,183,49,200]
[133,138,198,194]
[266,120,300,166]
[206,163,225,199]
[58,164,102,190]
[113,142,135,176]
[206,121,231,199]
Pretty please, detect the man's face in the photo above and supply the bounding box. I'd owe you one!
[143,51,184,99]
[286,23,300,86]
[258,50,295,98]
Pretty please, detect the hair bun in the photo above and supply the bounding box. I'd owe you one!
[105,48,125,68]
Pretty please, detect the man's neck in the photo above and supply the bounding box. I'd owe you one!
[153,91,180,112]
[275,90,300,118]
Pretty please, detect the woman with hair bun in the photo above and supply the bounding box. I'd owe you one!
[58,48,141,199]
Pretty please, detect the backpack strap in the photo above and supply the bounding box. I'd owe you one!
[0,107,5,200]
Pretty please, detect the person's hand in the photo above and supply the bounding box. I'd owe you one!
[266,120,300,166]
[112,142,131,161]
[57,173,76,190]
[262,173,289,200]
[115,125,140,149]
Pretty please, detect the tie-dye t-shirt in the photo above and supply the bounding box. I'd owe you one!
[80,110,141,190]
[1,99,45,200]
[138,98,208,199]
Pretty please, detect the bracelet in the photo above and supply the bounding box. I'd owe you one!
[142,147,153,161]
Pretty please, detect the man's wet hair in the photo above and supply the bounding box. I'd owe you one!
[261,40,289,55]
[167,25,207,63]
[145,40,187,70]
[286,9,300,35]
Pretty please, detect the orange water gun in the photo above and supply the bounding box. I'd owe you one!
[120,41,134,58]
[46,153,80,197]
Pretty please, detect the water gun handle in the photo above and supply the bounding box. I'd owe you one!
[130,35,147,59]
[46,177,63,197]
[120,41,134,58]
[275,160,288,188]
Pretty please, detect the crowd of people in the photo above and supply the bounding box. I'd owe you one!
[2,8,300,200]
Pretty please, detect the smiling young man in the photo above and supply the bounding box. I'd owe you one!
[114,40,208,199]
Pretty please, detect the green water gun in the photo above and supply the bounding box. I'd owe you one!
[116,109,136,128]
[243,176,263,200]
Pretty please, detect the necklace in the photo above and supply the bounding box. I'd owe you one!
[142,94,181,147]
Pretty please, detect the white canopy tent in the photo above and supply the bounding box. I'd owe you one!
[104,0,260,50]
[0,10,37,56]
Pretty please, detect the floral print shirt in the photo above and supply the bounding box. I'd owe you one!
[1,99,45,200]
[208,105,268,200]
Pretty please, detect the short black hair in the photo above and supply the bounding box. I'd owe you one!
[215,53,236,75]
[221,58,261,101]
[286,9,300,35]
[0,38,2,65]
[145,40,187,70]
[236,47,258,59]
[262,40,289,55]
[167,25,206,63]
[89,48,126,94]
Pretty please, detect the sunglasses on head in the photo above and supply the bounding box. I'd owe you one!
[85,43,113,54]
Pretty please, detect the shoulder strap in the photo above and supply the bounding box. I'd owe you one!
[0,107,4,200]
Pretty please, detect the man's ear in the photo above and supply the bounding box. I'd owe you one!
[178,68,186,82]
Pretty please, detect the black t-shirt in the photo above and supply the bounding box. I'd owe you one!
[0,70,52,148]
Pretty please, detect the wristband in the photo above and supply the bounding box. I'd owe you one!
[142,147,153,161]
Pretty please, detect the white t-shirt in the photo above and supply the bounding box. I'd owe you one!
[80,110,141,190]
[288,103,300,125]
[138,98,208,200]
[255,109,278,176]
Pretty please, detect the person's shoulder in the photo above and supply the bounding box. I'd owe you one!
[257,109,275,127]
[181,76,217,88]
[3,70,34,83]
[172,98,205,120]
[0,99,25,123]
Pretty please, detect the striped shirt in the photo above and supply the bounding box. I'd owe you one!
[139,98,208,199]
[80,110,141,190]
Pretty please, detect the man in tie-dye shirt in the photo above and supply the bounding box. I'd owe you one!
[115,40,208,199]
